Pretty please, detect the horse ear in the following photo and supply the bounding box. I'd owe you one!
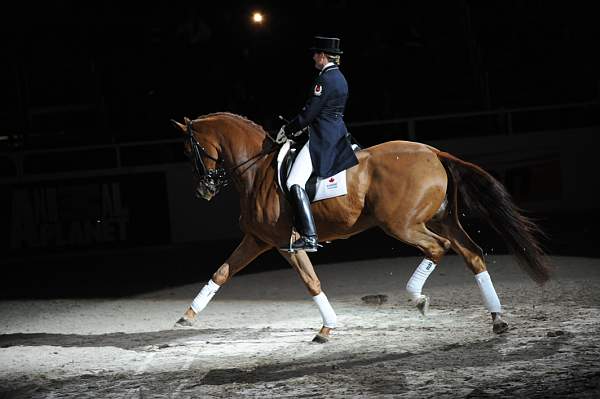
[170,119,187,133]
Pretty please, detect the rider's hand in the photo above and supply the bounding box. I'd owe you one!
[275,125,287,144]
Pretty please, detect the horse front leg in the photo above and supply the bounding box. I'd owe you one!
[279,250,336,343]
[175,234,270,327]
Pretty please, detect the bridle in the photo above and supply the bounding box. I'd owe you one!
[184,119,277,193]
[185,119,229,189]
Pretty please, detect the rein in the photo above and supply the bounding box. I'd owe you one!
[185,119,276,189]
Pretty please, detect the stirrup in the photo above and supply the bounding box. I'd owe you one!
[291,236,321,252]
[280,236,321,253]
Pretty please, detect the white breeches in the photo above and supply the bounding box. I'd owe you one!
[286,141,314,191]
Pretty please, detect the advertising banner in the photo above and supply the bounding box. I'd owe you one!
[1,172,170,259]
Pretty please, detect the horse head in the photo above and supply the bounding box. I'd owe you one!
[172,116,229,201]
[172,113,275,201]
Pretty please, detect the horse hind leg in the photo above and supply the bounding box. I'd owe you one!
[384,223,451,315]
[432,217,509,334]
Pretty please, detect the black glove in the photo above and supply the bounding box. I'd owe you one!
[284,125,296,138]
[275,125,287,144]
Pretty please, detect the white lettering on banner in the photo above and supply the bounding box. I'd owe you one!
[10,183,129,249]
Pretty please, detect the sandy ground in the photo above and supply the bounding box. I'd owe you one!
[1,254,599,398]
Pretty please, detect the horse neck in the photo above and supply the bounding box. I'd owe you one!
[217,119,273,196]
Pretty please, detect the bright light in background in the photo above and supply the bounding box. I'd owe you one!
[252,11,264,24]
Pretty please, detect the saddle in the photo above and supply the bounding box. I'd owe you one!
[277,136,361,203]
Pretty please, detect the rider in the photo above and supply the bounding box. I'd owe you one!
[277,36,359,252]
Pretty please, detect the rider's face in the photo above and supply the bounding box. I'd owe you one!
[313,52,328,70]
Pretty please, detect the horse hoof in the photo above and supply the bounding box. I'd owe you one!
[174,317,194,328]
[312,333,329,344]
[493,320,509,334]
[416,295,430,316]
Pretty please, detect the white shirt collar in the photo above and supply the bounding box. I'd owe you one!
[319,62,336,75]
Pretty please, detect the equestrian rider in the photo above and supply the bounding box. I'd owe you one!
[277,36,359,252]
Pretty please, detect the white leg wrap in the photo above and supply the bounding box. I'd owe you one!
[312,292,337,328]
[406,258,436,301]
[474,271,502,313]
[190,279,220,314]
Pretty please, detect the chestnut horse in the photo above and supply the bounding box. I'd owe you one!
[172,112,550,341]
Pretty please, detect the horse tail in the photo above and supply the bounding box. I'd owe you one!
[436,151,551,285]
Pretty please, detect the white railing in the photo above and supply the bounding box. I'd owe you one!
[1,101,597,180]
[347,101,599,139]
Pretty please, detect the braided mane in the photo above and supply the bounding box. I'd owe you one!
[195,112,268,135]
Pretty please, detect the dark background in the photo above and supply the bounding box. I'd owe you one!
[1,1,599,298]
[3,1,598,146]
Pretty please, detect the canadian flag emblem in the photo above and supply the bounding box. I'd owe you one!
[329,177,335,183]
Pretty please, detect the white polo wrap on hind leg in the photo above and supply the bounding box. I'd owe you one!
[406,258,437,301]
[191,279,220,314]
[313,292,337,328]
[474,271,502,313]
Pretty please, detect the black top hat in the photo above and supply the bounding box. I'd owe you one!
[309,36,343,55]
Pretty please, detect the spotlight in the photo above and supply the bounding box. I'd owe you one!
[252,11,264,24]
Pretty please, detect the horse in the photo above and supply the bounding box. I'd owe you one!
[171,112,551,342]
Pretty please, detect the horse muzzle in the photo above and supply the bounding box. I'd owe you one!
[195,179,220,201]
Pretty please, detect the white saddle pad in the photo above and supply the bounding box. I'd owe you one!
[277,141,348,202]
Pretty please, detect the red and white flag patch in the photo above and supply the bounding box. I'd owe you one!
[313,84,322,96]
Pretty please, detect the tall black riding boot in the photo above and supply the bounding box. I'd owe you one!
[284,184,319,252]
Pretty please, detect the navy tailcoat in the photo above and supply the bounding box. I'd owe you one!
[286,64,359,177]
